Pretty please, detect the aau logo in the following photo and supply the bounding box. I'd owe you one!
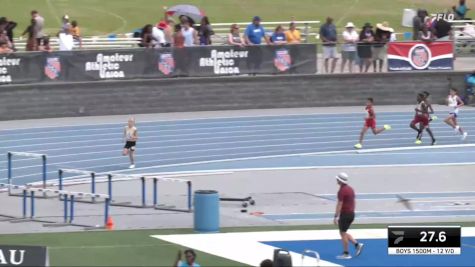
[0,249,25,265]
[409,44,431,70]
[158,53,175,75]
[44,57,61,80]
[274,49,291,72]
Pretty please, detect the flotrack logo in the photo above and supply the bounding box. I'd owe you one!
[199,49,248,74]
[85,53,134,79]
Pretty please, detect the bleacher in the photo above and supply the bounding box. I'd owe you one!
[12,21,320,51]
[452,19,475,56]
[210,20,321,44]
[13,36,141,51]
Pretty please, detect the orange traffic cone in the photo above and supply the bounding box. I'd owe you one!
[106,216,114,230]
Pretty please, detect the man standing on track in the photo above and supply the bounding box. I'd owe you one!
[334,172,364,259]
[123,117,138,169]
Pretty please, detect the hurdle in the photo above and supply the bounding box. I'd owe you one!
[104,174,192,212]
[7,151,47,196]
[58,169,98,203]
[42,190,110,229]
[149,176,192,212]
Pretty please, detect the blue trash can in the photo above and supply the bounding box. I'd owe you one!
[193,190,219,233]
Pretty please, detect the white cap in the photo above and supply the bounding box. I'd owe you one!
[336,172,349,184]
[345,22,355,28]
[63,14,69,20]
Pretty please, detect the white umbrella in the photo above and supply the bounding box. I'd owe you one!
[166,4,205,24]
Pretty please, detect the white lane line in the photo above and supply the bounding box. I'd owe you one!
[3,133,473,173]
[6,160,475,182]
[3,121,474,144]
[111,162,475,176]
[15,139,474,168]
[0,110,439,132]
[2,111,473,137]
[1,121,474,150]
[356,144,475,154]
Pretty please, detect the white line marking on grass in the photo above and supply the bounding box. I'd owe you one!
[82,7,128,34]
[45,0,63,25]
[336,0,359,25]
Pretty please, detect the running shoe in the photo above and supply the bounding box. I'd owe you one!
[354,143,362,149]
[431,139,437,146]
[431,115,438,121]
[355,243,364,257]
[462,132,468,141]
[415,139,422,145]
[336,253,352,260]
[129,164,135,169]
[383,124,391,130]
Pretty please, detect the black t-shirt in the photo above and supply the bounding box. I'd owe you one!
[434,20,452,38]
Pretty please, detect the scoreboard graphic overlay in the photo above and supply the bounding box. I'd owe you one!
[388,226,461,255]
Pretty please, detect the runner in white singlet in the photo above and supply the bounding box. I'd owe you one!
[444,88,468,141]
[123,117,138,168]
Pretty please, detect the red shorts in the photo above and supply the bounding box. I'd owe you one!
[364,118,376,129]
[412,115,429,126]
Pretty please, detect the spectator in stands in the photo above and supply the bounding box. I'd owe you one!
[198,16,213,45]
[31,10,44,47]
[227,24,245,46]
[319,17,338,73]
[173,24,185,48]
[462,20,475,37]
[152,22,166,47]
[244,16,269,75]
[412,9,424,40]
[39,36,52,52]
[260,259,273,267]
[71,20,82,48]
[341,22,358,73]
[181,17,198,46]
[244,16,270,45]
[0,29,12,49]
[0,40,12,54]
[419,25,435,41]
[179,15,195,27]
[0,17,17,50]
[22,19,38,51]
[270,25,287,44]
[357,22,374,73]
[373,22,393,73]
[453,0,470,20]
[140,24,154,48]
[464,70,475,104]
[433,14,453,40]
[174,249,200,267]
[59,15,72,35]
[164,18,175,46]
[285,22,301,44]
